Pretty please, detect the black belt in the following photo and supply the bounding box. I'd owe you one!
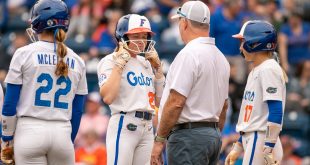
[120,111,152,120]
[172,122,218,131]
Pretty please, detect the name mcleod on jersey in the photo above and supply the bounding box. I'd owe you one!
[37,53,75,69]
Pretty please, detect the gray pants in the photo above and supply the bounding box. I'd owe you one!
[167,127,222,165]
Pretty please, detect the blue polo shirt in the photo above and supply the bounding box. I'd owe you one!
[210,7,244,56]
[280,22,310,64]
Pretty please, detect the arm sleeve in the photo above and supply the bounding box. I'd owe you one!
[259,68,284,101]
[70,94,86,142]
[266,100,283,125]
[169,51,197,97]
[2,83,22,141]
[97,58,114,87]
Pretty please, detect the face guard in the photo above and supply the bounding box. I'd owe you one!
[121,38,156,55]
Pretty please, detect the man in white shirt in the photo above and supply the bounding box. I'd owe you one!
[151,1,230,165]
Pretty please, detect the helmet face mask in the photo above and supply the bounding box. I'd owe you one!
[121,39,156,55]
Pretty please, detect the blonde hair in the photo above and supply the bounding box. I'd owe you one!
[54,29,68,77]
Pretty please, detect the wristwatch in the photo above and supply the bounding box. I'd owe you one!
[154,135,166,142]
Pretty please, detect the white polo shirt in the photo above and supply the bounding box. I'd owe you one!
[159,37,230,124]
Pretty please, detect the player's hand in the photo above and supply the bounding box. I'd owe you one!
[225,150,239,165]
[151,141,164,165]
[225,142,243,165]
[145,49,161,69]
[113,42,131,69]
[1,140,14,165]
[263,147,279,165]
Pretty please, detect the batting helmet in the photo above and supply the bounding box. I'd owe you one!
[232,20,277,53]
[30,0,69,34]
[115,14,154,42]
[115,14,155,54]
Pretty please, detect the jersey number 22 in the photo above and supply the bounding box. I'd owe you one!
[35,73,72,109]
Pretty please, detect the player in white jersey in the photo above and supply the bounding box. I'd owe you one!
[1,0,88,164]
[97,14,165,165]
[225,20,288,165]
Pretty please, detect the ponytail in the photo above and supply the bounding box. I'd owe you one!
[281,68,289,83]
[55,29,69,77]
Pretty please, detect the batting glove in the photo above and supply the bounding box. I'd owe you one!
[113,42,131,69]
[263,146,279,165]
[145,49,161,69]
[1,140,14,165]
[225,142,243,165]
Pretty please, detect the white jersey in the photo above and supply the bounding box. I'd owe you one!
[5,41,88,121]
[236,59,286,132]
[159,37,230,124]
[97,53,155,115]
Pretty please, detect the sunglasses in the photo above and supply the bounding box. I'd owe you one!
[177,7,187,18]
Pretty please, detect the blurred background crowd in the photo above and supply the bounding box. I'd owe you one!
[0,0,310,164]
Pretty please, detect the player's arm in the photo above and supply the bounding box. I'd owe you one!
[264,100,283,151]
[99,43,130,105]
[156,89,186,138]
[1,83,21,164]
[225,136,243,165]
[70,94,86,142]
[100,67,124,105]
[219,99,229,132]
[2,84,21,142]
[154,72,165,107]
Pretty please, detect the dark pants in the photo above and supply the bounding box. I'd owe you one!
[167,126,222,165]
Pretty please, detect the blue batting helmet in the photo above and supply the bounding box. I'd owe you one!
[115,14,154,42]
[30,0,69,34]
[233,20,277,53]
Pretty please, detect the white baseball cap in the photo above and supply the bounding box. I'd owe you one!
[171,1,210,24]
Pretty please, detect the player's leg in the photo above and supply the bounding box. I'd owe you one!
[242,131,264,165]
[132,120,154,165]
[243,132,283,165]
[106,114,140,165]
[13,118,48,165]
[47,121,75,165]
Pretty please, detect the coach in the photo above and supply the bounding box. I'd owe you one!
[151,1,230,165]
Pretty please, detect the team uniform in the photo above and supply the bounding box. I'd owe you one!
[97,53,156,165]
[236,59,285,164]
[4,41,88,164]
[225,20,287,165]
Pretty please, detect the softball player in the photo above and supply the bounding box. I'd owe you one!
[225,20,288,165]
[97,14,165,165]
[1,0,88,164]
